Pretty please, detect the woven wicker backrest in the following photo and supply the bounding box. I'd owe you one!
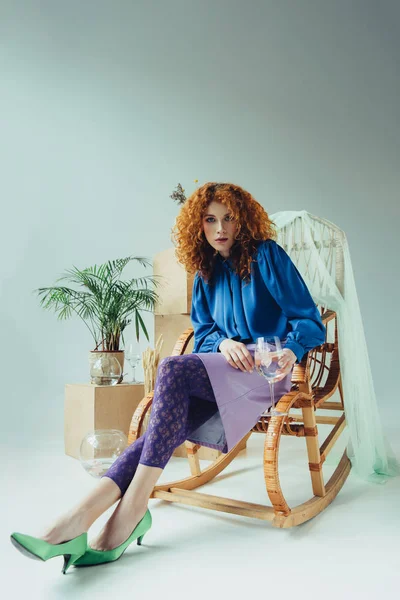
[273,213,345,390]
[275,214,345,297]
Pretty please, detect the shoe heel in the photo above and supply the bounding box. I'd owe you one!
[137,534,145,546]
[62,553,83,574]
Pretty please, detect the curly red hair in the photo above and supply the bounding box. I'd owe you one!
[171,182,277,283]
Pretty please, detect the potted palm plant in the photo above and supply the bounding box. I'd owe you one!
[36,256,161,383]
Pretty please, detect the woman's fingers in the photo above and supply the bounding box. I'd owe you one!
[273,363,291,382]
[221,341,255,372]
[276,362,292,379]
[232,347,254,372]
[224,344,295,377]
[277,349,296,372]
[225,346,254,372]
[273,372,286,382]
[230,353,248,372]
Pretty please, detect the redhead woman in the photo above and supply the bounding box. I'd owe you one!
[10,182,325,572]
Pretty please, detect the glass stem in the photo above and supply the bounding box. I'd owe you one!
[269,381,275,413]
[131,365,136,383]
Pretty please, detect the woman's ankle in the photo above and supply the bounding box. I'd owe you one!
[62,506,92,532]
[71,477,122,528]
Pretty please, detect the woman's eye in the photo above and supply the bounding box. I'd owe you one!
[205,216,233,223]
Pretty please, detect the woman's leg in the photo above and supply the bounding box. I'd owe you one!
[39,436,150,545]
[39,477,122,544]
[90,355,216,550]
[100,353,216,494]
[40,355,215,546]
[88,464,162,550]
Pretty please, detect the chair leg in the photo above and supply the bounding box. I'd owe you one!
[185,441,202,476]
[302,406,326,497]
[264,415,291,516]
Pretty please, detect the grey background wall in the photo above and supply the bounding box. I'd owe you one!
[1,0,399,445]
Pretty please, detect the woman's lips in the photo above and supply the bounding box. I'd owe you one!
[215,238,228,243]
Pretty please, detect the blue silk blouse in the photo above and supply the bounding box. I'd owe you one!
[190,239,326,362]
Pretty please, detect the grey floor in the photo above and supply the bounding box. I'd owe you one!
[2,425,399,600]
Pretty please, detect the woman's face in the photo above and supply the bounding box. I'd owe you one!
[202,200,237,258]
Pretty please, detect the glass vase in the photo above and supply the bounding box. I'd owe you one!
[79,429,128,478]
[89,353,122,385]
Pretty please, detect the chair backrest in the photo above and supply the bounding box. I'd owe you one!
[273,213,345,395]
[275,213,345,297]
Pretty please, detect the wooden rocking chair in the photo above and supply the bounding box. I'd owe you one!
[127,215,351,528]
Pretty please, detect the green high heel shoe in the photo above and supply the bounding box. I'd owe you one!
[74,509,152,567]
[10,531,88,574]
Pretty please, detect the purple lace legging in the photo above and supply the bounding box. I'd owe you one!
[101,354,217,495]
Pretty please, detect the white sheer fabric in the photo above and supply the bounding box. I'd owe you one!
[271,210,399,483]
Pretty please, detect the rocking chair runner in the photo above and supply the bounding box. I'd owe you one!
[126,213,354,528]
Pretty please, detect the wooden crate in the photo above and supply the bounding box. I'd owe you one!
[153,247,194,315]
[155,314,194,360]
[64,382,145,459]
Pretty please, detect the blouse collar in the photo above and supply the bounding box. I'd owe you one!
[216,253,233,270]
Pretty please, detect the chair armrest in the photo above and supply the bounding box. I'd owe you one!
[274,391,314,413]
[171,327,194,356]
[321,309,336,325]
[127,392,154,445]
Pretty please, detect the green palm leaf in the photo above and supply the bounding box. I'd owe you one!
[35,255,163,351]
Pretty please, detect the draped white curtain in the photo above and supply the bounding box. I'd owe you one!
[271,210,399,483]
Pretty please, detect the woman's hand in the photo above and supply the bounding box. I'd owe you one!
[219,339,255,373]
[273,348,297,382]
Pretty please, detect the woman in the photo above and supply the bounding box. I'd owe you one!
[10,182,326,573]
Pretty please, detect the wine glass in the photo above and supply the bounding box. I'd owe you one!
[124,340,141,383]
[254,336,288,416]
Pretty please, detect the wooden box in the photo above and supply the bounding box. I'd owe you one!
[64,382,145,459]
[153,247,194,315]
[155,314,194,359]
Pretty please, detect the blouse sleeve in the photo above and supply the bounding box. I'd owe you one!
[190,273,228,353]
[259,240,326,363]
